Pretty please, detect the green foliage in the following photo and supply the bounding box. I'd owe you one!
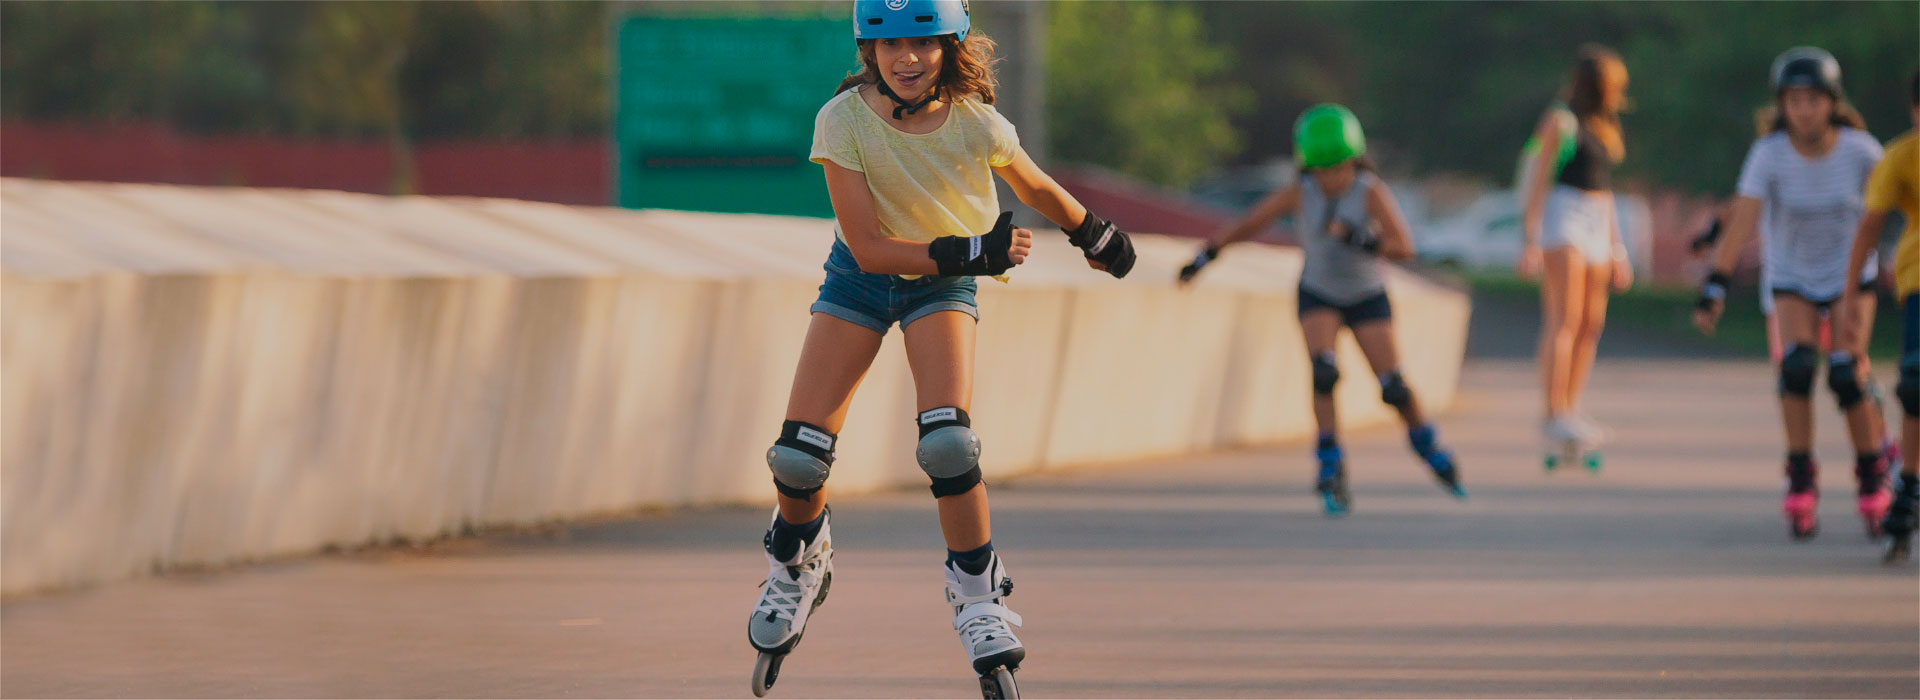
[1044,1,1251,188]
[0,0,609,139]
[4,0,1913,196]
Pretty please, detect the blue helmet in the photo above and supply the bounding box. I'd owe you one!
[853,0,970,42]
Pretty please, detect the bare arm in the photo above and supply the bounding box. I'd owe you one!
[1522,111,1565,248]
[992,147,1087,230]
[1836,210,1889,346]
[823,161,940,276]
[1364,179,1416,261]
[1207,185,1301,250]
[1846,211,1889,296]
[1710,196,1764,276]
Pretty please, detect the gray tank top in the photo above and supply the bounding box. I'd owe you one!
[1296,170,1386,304]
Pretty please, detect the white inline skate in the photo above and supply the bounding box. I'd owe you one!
[747,508,832,697]
[945,552,1024,699]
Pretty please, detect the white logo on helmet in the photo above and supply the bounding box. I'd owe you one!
[887,0,909,10]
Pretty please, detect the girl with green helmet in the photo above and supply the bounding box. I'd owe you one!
[1178,104,1466,517]
[1519,45,1632,472]
[747,2,1136,697]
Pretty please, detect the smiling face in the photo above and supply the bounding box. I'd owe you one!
[1780,86,1835,138]
[872,36,944,101]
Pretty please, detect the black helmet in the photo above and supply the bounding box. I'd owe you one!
[1771,47,1843,98]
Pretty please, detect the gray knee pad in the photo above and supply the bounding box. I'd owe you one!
[767,420,836,499]
[1826,352,1865,408]
[1379,370,1413,410]
[915,407,982,498]
[1899,354,1918,418]
[1311,352,1340,396]
[1779,344,1818,398]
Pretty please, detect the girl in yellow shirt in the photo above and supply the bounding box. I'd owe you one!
[748,2,1135,697]
[1841,70,1919,562]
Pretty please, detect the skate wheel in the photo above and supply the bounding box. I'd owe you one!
[1886,536,1912,565]
[1583,452,1603,473]
[978,667,1018,699]
[1320,492,1349,518]
[752,652,783,697]
[1543,454,1559,472]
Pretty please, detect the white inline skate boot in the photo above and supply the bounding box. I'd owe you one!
[747,508,832,697]
[945,552,1024,699]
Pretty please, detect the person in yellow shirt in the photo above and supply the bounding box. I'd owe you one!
[746,2,1135,697]
[1842,70,1919,562]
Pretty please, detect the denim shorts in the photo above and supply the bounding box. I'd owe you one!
[810,239,979,334]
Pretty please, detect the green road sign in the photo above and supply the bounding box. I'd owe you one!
[617,15,853,217]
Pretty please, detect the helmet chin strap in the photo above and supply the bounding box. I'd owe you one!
[875,79,939,120]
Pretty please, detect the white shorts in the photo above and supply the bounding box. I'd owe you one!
[1540,185,1616,263]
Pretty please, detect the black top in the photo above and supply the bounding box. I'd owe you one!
[1555,122,1614,192]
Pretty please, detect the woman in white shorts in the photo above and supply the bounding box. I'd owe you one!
[1518,45,1633,457]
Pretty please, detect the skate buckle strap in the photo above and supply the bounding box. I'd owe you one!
[953,601,1023,630]
[755,540,830,624]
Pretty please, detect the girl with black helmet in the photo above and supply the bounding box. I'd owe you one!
[1694,47,1891,541]
[746,1,1136,697]
[1177,104,1466,517]
[1518,45,1633,472]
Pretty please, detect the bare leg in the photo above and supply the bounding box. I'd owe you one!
[775,314,885,525]
[1539,248,1589,418]
[902,311,988,552]
[1775,297,1821,453]
[1565,261,1612,414]
[1833,292,1884,453]
[1301,309,1344,435]
[1352,318,1421,426]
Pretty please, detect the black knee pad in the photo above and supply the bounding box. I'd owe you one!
[1379,370,1413,409]
[1899,354,1918,418]
[1778,344,1818,398]
[1826,352,1865,408]
[1311,353,1340,396]
[916,407,983,498]
[767,420,837,500]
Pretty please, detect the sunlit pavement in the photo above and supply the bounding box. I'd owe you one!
[4,358,1916,698]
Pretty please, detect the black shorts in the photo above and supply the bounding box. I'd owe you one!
[1298,287,1392,326]
[1770,280,1876,310]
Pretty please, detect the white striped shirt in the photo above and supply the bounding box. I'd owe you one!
[1736,128,1882,301]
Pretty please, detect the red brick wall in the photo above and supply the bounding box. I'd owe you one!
[1,121,610,205]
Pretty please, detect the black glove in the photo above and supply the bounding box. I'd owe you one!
[1334,216,1381,254]
[1689,218,1724,255]
[1179,244,1220,283]
[928,211,1017,277]
[1695,270,1730,311]
[1064,211,1137,278]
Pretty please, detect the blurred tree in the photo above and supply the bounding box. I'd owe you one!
[4,0,1911,196]
[1194,0,1918,195]
[1045,0,1251,188]
[1617,1,1920,194]
[285,2,419,191]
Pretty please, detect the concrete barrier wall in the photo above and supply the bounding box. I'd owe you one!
[0,179,1469,596]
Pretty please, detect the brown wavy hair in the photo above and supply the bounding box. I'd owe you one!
[1563,44,1626,161]
[834,31,998,104]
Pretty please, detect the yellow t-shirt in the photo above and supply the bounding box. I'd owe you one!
[1864,131,1918,296]
[810,85,1020,279]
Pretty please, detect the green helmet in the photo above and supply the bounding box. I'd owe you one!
[1293,103,1366,169]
